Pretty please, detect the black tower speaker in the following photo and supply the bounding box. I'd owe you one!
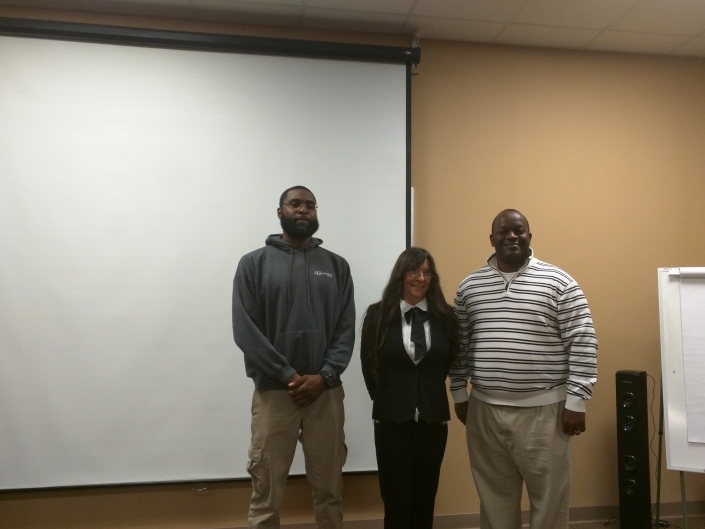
[615,370,651,529]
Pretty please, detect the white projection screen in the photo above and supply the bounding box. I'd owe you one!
[0,23,412,489]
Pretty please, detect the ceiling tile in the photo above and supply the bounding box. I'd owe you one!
[304,0,415,15]
[194,0,303,11]
[671,36,705,57]
[0,0,194,17]
[192,1,301,25]
[83,0,194,18]
[609,0,705,36]
[0,0,73,9]
[586,30,692,55]
[93,0,191,18]
[403,15,505,42]
[301,7,405,33]
[412,0,529,23]
[496,23,600,48]
[4,0,705,57]
[203,0,302,5]
[513,0,641,30]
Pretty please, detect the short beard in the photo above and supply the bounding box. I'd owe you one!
[280,216,319,239]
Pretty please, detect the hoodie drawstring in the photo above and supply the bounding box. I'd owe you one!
[304,249,312,315]
[286,247,294,313]
[286,246,313,315]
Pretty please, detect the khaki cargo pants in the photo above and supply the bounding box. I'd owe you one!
[247,386,347,529]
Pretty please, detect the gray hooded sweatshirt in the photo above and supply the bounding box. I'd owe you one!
[232,234,355,390]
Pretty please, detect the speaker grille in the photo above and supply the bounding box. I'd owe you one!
[620,391,636,409]
[622,479,639,496]
[615,371,651,529]
[621,455,637,472]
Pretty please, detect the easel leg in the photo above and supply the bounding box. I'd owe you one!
[680,471,688,529]
[656,380,664,527]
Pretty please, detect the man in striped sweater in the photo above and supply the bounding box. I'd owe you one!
[451,209,598,529]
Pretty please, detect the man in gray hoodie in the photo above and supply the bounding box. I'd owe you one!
[232,185,355,529]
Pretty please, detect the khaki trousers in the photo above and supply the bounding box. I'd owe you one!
[247,386,347,529]
[465,395,571,529]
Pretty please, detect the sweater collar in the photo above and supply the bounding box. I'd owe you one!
[487,248,535,274]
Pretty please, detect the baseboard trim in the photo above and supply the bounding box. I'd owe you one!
[222,501,705,529]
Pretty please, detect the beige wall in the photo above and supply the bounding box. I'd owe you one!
[412,39,705,516]
[2,8,705,528]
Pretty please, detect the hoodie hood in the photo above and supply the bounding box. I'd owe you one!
[265,234,322,251]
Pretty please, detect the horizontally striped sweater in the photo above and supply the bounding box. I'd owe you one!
[450,251,597,412]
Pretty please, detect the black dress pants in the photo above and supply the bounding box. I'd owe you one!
[374,419,448,529]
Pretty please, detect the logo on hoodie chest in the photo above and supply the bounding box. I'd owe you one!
[314,271,333,278]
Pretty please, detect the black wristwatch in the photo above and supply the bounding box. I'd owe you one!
[319,370,335,387]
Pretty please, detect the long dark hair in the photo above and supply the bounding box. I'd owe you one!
[361,247,459,378]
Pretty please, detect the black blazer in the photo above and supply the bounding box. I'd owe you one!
[361,304,454,423]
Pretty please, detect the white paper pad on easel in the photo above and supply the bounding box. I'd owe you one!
[680,277,705,443]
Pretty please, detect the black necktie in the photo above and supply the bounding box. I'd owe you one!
[405,307,429,361]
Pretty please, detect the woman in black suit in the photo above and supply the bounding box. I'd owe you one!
[361,247,458,529]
